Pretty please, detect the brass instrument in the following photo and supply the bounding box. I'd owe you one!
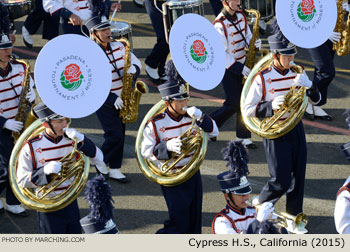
[241,53,308,139]
[135,100,208,187]
[12,59,37,142]
[333,0,350,56]
[9,119,90,212]
[247,200,308,234]
[118,37,149,123]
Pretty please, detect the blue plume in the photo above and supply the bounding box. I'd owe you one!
[344,109,350,130]
[84,174,114,223]
[271,18,290,47]
[0,2,10,34]
[222,141,249,178]
[89,0,108,17]
[165,59,186,84]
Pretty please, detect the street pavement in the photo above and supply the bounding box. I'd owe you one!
[1,0,350,234]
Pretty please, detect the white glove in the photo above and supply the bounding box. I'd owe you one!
[25,88,36,103]
[186,106,203,121]
[271,95,285,110]
[242,65,251,77]
[254,39,262,51]
[114,97,124,110]
[343,2,349,12]
[293,71,312,89]
[127,65,136,74]
[43,161,62,175]
[328,31,341,44]
[256,202,274,222]
[64,128,84,142]
[3,119,23,132]
[166,137,182,154]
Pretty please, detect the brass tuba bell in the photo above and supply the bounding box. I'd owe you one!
[241,53,308,139]
[9,119,90,213]
[135,100,208,187]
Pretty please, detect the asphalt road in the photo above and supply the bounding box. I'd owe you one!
[1,0,350,234]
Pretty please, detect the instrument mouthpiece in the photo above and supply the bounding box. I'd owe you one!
[182,106,188,113]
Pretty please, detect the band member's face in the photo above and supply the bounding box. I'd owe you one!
[225,0,241,12]
[0,48,12,65]
[94,28,112,44]
[226,193,250,210]
[275,54,294,70]
[168,99,188,115]
[44,118,68,137]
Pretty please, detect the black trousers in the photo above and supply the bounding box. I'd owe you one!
[259,122,307,215]
[24,0,60,40]
[307,40,335,106]
[156,171,203,234]
[210,70,251,139]
[0,131,20,205]
[144,0,169,76]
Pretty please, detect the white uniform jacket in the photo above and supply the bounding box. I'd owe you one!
[17,131,103,196]
[43,0,92,20]
[212,204,257,234]
[141,109,218,169]
[335,176,350,234]
[105,41,142,97]
[0,60,34,129]
[213,10,252,73]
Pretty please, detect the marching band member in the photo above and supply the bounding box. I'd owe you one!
[43,0,120,35]
[0,12,36,216]
[16,103,108,234]
[334,176,350,234]
[241,33,320,227]
[85,13,141,182]
[210,0,261,148]
[144,0,169,83]
[141,60,219,233]
[212,141,275,234]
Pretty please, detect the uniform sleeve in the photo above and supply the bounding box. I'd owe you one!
[78,135,97,158]
[334,190,350,234]
[196,114,219,138]
[141,121,170,162]
[43,0,65,15]
[245,22,253,45]
[242,74,266,117]
[17,143,49,188]
[214,216,239,234]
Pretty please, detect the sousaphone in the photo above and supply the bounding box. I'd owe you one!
[9,34,111,212]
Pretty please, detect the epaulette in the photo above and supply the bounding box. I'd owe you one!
[151,113,165,122]
[261,67,272,75]
[10,59,27,71]
[28,134,42,144]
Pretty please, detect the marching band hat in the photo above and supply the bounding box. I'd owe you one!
[0,3,12,49]
[33,102,65,122]
[158,60,189,101]
[217,141,251,195]
[80,175,119,234]
[85,15,111,33]
[268,34,297,56]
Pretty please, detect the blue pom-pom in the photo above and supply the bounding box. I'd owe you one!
[344,109,350,130]
[84,174,114,223]
[165,60,185,84]
[271,18,290,47]
[221,141,249,178]
[0,3,11,34]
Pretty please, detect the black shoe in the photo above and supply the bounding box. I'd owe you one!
[245,143,257,149]
[304,111,314,121]
[209,137,217,142]
[22,37,33,49]
[6,210,29,217]
[315,114,332,121]
[111,177,128,183]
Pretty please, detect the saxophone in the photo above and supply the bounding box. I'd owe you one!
[333,0,350,56]
[118,38,149,124]
[12,59,37,142]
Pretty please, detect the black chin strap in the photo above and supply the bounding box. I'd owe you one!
[47,121,57,136]
[168,100,180,116]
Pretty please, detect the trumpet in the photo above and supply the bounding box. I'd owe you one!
[246,200,308,234]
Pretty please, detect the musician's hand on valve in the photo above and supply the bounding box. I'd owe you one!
[254,39,262,51]
[114,97,124,110]
[3,119,23,132]
[26,88,36,103]
[256,202,274,222]
[127,65,136,74]
[328,31,341,44]
[64,128,84,142]
[43,161,62,175]
[69,14,83,26]
[271,95,285,110]
[186,106,203,121]
[343,2,349,12]
[166,137,182,154]
[293,72,312,89]
[242,66,251,77]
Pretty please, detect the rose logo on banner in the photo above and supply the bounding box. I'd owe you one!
[60,64,84,91]
[190,40,208,64]
[297,0,316,22]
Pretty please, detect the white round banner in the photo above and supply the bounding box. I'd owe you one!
[169,13,225,91]
[276,0,337,48]
[34,34,111,118]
